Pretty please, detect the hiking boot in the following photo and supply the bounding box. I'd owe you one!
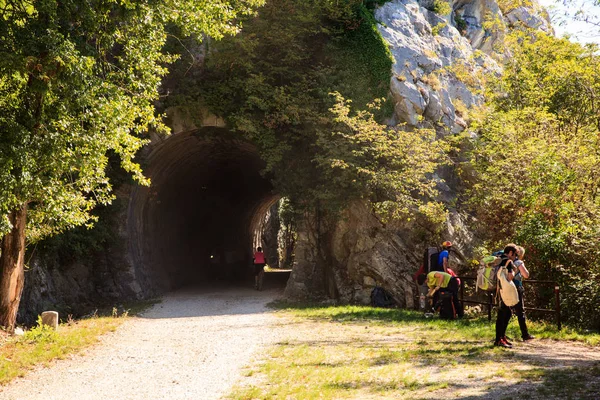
[502,336,513,346]
[522,335,535,341]
[494,338,512,348]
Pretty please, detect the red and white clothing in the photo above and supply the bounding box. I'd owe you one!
[253,251,265,264]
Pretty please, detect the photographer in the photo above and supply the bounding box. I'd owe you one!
[494,244,517,348]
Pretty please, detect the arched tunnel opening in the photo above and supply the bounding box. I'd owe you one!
[128,127,288,290]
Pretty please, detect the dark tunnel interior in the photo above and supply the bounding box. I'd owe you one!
[128,127,279,289]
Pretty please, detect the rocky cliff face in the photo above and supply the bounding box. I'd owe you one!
[285,0,551,305]
[18,194,150,324]
[379,0,550,131]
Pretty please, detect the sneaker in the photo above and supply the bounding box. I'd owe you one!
[502,336,513,346]
[522,335,535,341]
[494,338,512,348]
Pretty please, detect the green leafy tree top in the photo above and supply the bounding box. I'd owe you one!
[462,31,600,330]
[0,0,263,241]
[0,0,263,330]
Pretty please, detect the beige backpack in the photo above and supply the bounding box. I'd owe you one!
[496,262,519,307]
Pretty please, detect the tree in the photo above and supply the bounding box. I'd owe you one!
[0,0,263,330]
[188,0,446,219]
[462,31,600,329]
[544,0,600,40]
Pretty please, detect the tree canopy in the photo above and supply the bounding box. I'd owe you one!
[0,0,262,241]
[169,0,448,224]
[462,31,600,329]
[0,0,263,329]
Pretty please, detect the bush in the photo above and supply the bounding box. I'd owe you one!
[431,0,452,15]
[23,317,58,343]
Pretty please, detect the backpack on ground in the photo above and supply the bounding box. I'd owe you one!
[434,290,457,320]
[371,286,395,308]
[476,255,502,292]
[497,264,519,307]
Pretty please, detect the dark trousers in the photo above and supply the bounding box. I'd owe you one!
[513,286,530,338]
[495,299,512,342]
[433,277,463,318]
[447,277,464,318]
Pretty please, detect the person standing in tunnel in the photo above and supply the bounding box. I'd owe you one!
[253,247,266,290]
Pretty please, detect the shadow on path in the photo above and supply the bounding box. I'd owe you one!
[140,270,290,320]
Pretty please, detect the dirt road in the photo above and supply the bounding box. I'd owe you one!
[2,279,599,400]
[0,285,284,400]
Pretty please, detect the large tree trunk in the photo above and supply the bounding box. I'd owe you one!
[0,204,28,332]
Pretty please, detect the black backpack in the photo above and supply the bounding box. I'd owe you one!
[423,247,443,273]
[370,286,395,308]
[434,290,457,319]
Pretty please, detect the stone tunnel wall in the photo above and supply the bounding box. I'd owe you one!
[18,124,280,324]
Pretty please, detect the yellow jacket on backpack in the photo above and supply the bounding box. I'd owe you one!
[476,256,500,292]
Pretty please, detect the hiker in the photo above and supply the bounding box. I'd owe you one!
[494,244,518,348]
[252,246,266,290]
[417,270,463,318]
[513,245,534,341]
[438,241,452,273]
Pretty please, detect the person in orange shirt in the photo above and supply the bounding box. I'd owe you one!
[253,247,266,290]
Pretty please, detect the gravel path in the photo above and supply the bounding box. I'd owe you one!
[0,285,285,400]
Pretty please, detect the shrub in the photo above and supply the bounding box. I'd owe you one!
[23,317,58,344]
[431,0,452,15]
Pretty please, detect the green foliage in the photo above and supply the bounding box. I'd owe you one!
[277,197,297,268]
[454,13,467,34]
[23,316,58,343]
[431,22,447,36]
[168,0,444,223]
[316,93,447,222]
[497,0,533,14]
[430,0,452,15]
[462,31,600,330]
[0,0,263,242]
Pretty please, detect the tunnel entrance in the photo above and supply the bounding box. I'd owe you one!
[128,127,281,290]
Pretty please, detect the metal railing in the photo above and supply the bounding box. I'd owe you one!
[456,276,562,329]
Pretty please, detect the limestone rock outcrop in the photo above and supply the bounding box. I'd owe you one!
[378,0,550,132]
[287,0,551,306]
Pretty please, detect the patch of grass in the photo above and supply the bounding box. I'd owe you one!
[0,316,123,385]
[231,302,600,398]
[0,299,157,385]
[229,339,437,399]
[506,319,600,346]
[269,301,600,345]
[523,365,600,399]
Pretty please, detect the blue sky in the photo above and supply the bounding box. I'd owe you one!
[538,0,600,44]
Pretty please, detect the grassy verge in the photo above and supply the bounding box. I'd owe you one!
[228,303,600,399]
[0,299,159,385]
[270,302,600,346]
